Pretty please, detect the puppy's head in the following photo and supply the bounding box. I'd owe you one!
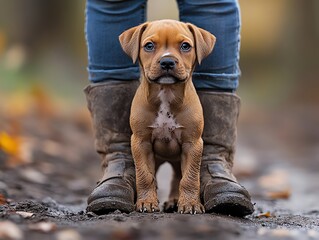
[119,19,216,85]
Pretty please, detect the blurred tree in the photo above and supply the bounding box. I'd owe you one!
[239,0,319,105]
[285,0,319,104]
[0,0,85,67]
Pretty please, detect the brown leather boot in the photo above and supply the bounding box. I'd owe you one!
[198,91,254,217]
[84,81,139,214]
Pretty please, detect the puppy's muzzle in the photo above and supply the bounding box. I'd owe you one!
[152,57,182,85]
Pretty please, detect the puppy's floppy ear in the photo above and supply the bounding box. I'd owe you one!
[119,22,148,64]
[187,23,216,65]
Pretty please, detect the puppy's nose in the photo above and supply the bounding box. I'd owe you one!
[160,58,176,71]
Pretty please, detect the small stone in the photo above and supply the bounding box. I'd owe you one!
[20,168,48,184]
[113,210,122,214]
[7,214,23,224]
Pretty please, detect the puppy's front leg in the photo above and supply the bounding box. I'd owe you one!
[131,134,160,213]
[178,140,205,214]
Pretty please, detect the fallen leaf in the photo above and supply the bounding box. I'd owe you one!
[258,169,289,188]
[0,221,23,240]
[256,211,273,218]
[29,222,57,233]
[15,211,35,218]
[0,131,31,167]
[56,229,82,240]
[258,169,291,200]
[0,131,20,159]
[266,188,291,200]
[0,194,6,205]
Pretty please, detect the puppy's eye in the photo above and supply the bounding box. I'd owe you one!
[144,42,155,52]
[180,42,192,52]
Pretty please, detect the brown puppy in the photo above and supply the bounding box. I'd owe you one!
[119,19,215,214]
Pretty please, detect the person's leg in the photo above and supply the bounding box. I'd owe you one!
[85,0,146,214]
[86,0,147,82]
[178,0,254,216]
[178,0,240,91]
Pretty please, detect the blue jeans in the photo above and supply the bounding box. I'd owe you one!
[85,0,241,91]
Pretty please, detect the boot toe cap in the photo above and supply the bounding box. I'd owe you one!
[87,179,135,214]
[203,180,254,217]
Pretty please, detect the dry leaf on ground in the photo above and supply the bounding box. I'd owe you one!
[0,194,7,205]
[29,222,57,233]
[256,211,273,218]
[0,132,32,167]
[15,211,35,218]
[266,188,291,200]
[0,221,23,240]
[56,229,82,240]
[258,169,291,200]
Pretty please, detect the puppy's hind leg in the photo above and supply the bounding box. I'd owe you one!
[163,162,181,213]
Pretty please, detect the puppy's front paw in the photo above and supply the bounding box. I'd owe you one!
[136,199,160,213]
[178,200,205,214]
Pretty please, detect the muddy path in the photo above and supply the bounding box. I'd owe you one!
[1,105,319,240]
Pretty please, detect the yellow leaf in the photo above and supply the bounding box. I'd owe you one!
[0,131,28,167]
[0,132,20,157]
[256,211,273,218]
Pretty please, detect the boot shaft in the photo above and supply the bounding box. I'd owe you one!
[197,91,240,167]
[84,81,139,163]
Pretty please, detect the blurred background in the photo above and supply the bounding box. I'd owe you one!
[0,0,319,203]
[1,0,319,108]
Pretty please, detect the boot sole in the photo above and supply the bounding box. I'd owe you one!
[204,192,254,217]
[87,197,134,215]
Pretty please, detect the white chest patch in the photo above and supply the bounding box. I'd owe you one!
[149,89,183,142]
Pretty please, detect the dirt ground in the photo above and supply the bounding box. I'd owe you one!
[1,101,319,240]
